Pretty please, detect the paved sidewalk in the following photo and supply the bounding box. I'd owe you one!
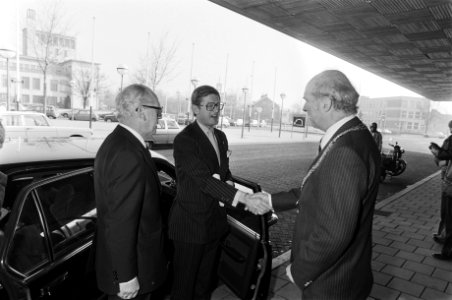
[212,171,452,299]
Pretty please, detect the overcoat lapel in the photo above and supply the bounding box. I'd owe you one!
[299,117,366,204]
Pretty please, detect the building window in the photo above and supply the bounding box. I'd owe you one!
[415,112,421,119]
[400,111,407,118]
[32,78,41,90]
[407,122,413,130]
[22,77,30,89]
[408,112,414,119]
[50,80,58,92]
[21,94,30,103]
[413,123,419,130]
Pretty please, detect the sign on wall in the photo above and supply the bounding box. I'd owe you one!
[293,115,306,128]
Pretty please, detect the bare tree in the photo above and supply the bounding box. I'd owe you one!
[134,33,179,91]
[27,1,69,112]
[71,67,105,109]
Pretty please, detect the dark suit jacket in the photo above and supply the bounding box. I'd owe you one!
[283,117,380,300]
[168,121,238,244]
[94,126,167,295]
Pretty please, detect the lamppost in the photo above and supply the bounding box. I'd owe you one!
[0,49,16,111]
[248,104,254,132]
[241,87,248,139]
[116,64,128,92]
[177,91,181,114]
[188,78,198,120]
[279,93,286,138]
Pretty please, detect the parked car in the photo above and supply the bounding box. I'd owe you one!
[260,120,267,127]
[21,104,59,119]
[0,111,93,139]
[215,117,230,128]
[96,110,114,120]
[148,118,182,146]
[71,110,99,121]
[0,137,276,300]
[103,112,118,122]
[58,109,74,119]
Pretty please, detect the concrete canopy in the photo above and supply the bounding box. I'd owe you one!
[209,0,452,101]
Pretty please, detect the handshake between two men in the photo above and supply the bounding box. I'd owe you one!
[238,191,273,216]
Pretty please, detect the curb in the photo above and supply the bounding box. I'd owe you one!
[271,170,442,270]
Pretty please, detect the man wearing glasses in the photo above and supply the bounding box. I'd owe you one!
[169,85,272,300]
[94,84,167,300]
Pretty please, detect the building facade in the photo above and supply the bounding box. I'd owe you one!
[0,9,101,111]
[359,96,430,135]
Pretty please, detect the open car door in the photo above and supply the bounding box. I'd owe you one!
[218,176,277,300]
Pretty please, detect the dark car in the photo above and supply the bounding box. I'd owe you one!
[0,137,276,300]
[103,113,118,122]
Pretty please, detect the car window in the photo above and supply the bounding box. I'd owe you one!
[157,120,164,129]
[24,115,48,126]
[166,120,179,129]
[0,115,21,126]
[7,193,50,275]
[36,171,96,253]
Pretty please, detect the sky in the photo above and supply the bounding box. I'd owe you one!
[1,0,451,113]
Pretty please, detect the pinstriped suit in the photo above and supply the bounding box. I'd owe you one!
[288,117,380,299]
[169,121,239,299]
[169,121,237,243]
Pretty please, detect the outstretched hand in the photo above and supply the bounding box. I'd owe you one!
[243,192,272,215]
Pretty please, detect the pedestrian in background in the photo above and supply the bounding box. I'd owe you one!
[94,84,168,300]
[370,122,382,152]
[429,120,452,260]
[274,70,380,299]
[168,85,272,300]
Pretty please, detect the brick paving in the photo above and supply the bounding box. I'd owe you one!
[212,172,452,299]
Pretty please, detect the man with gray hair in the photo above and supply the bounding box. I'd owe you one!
[94,84,167,300]
[273,70,380,299]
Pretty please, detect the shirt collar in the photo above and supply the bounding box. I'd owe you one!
[196,120,214,136]
[119,123,147,148]
[320,115,355,150]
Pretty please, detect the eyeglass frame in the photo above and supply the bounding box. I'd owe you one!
[140,104,163,119]
[198,102,224,111]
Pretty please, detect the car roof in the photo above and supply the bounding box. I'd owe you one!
[0,137,168,166]
[0,111,47,116]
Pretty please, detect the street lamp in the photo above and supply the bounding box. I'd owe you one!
[279,93,286,138]
[187,78,198,120]
[241,87,248,139]
[116,64,128,92]
[0,48,16,111]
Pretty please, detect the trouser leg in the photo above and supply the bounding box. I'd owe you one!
[170,241,204,300]
[442,184,452,255]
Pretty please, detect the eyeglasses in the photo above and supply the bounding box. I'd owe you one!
[141,104,163,119]
[199,102,224,111]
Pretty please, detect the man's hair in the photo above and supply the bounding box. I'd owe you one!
[191,85,220,106]
[371,122,377,128]
[449,120,452,128]
[115,84,157,122]
[307,70,359,114]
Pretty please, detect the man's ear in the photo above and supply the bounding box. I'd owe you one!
[321,97,333,112]
[192,104,199,116]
